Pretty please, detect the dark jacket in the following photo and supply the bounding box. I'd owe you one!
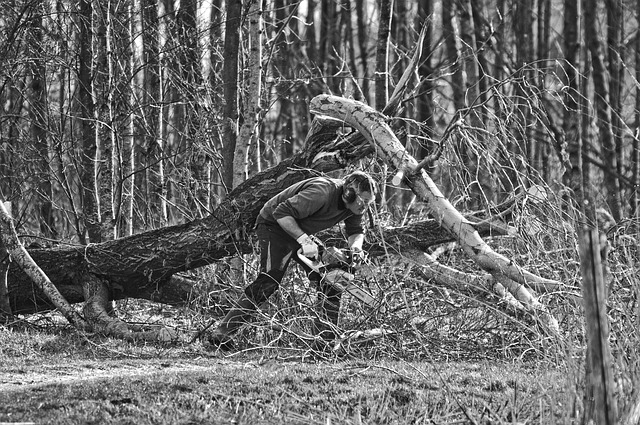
[258,177,364,236]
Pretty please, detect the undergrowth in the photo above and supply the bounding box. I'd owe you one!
[2,181,640,423]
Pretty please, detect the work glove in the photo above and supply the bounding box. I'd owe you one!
[297,233,319,259]
[349,247,367,266]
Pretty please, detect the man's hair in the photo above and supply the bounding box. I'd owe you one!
[344,171,378,195]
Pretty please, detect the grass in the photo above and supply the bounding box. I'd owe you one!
[0,322,574,425]
[0,310,583,425]
[1,197,638,424]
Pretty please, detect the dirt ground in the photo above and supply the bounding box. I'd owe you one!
[0,357,226,393]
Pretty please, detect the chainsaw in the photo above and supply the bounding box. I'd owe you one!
[297,245,381,310]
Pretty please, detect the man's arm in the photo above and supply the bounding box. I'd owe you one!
[277,216,319,258]
[276,216,305,240]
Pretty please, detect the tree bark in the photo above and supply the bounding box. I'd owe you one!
[633,0,640,215]
[27,1,56,239]
[354,0,370,102]
[561,0,584,215]
[584,0,622,221]
[234,0,263,186]
[374,0,392,110]
[309,95,562,331]
[580,228,617,424]
[78,0,102,244]
[0,201,88,329]
[221,0,242,192]
[0,202,10,318]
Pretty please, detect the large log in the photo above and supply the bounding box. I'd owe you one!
[7,198,512,315]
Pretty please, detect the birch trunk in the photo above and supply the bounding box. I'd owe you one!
[234,0,263,186]
[309,95,562,331]
[0,202,88,329]
[0,202,10,318]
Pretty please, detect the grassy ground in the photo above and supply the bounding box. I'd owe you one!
[0,317,581,425]
[0,331,573,424]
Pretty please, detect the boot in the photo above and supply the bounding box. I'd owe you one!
[312,287,341,344]
[208,297,257,351]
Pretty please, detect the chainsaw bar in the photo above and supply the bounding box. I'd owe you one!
[297,248,380,310]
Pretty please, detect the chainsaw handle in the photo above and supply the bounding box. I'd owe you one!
[296,248,323,273]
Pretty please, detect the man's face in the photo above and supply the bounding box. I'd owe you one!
[346,189,375,215]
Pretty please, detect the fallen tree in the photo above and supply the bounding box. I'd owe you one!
[3,94,566,339]
[309,95,565,332]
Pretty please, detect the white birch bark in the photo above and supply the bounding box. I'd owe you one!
[127,0,137,236]
[0,201,10,317]
[233,0,263,187]
[309,95,561,331]
[0,202,88,329]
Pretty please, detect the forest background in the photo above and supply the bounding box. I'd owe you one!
[3,0,638,240]
[1,0,640,423]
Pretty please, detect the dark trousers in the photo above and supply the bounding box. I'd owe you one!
[242,221,341,340]
[244,221,318,304]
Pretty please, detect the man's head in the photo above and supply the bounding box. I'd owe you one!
[342,171,377,215]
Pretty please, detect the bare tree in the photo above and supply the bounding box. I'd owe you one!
[234,0,263,185]
[607,0,624,189]
[633,0,640,215]
[561,0,584,215]
[374,0,392,110]
[354,0,370,102]
[221,0,242,193]
[415,1,435,162]
[584,0,622,221]
[77,0,102,243]
[27,0,56,239]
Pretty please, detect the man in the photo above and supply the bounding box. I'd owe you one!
[208,170,378,350]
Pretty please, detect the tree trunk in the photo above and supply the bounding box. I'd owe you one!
[632,0,640,215]
[514,1,535,176]
[354,0,370,102]
[78,0,102,244]
[221,0,242,192]
[0,202,10,318]
[561,0,584,215]
[607,0,623,191]
[27,1,56,240]
[580,228,617,424]
[374,0,392,110]
[309,95,562,330]
[6,55,562,338]
[93,1,112,241]
[234,0,263,186]
[536,0,552,183]
[415,0,434,161]
[1,201,87,329]
[584,0,622,221]
[457,0,484,209]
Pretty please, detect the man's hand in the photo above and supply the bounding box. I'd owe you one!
[349,247,367,265]
[296,234,319,259]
